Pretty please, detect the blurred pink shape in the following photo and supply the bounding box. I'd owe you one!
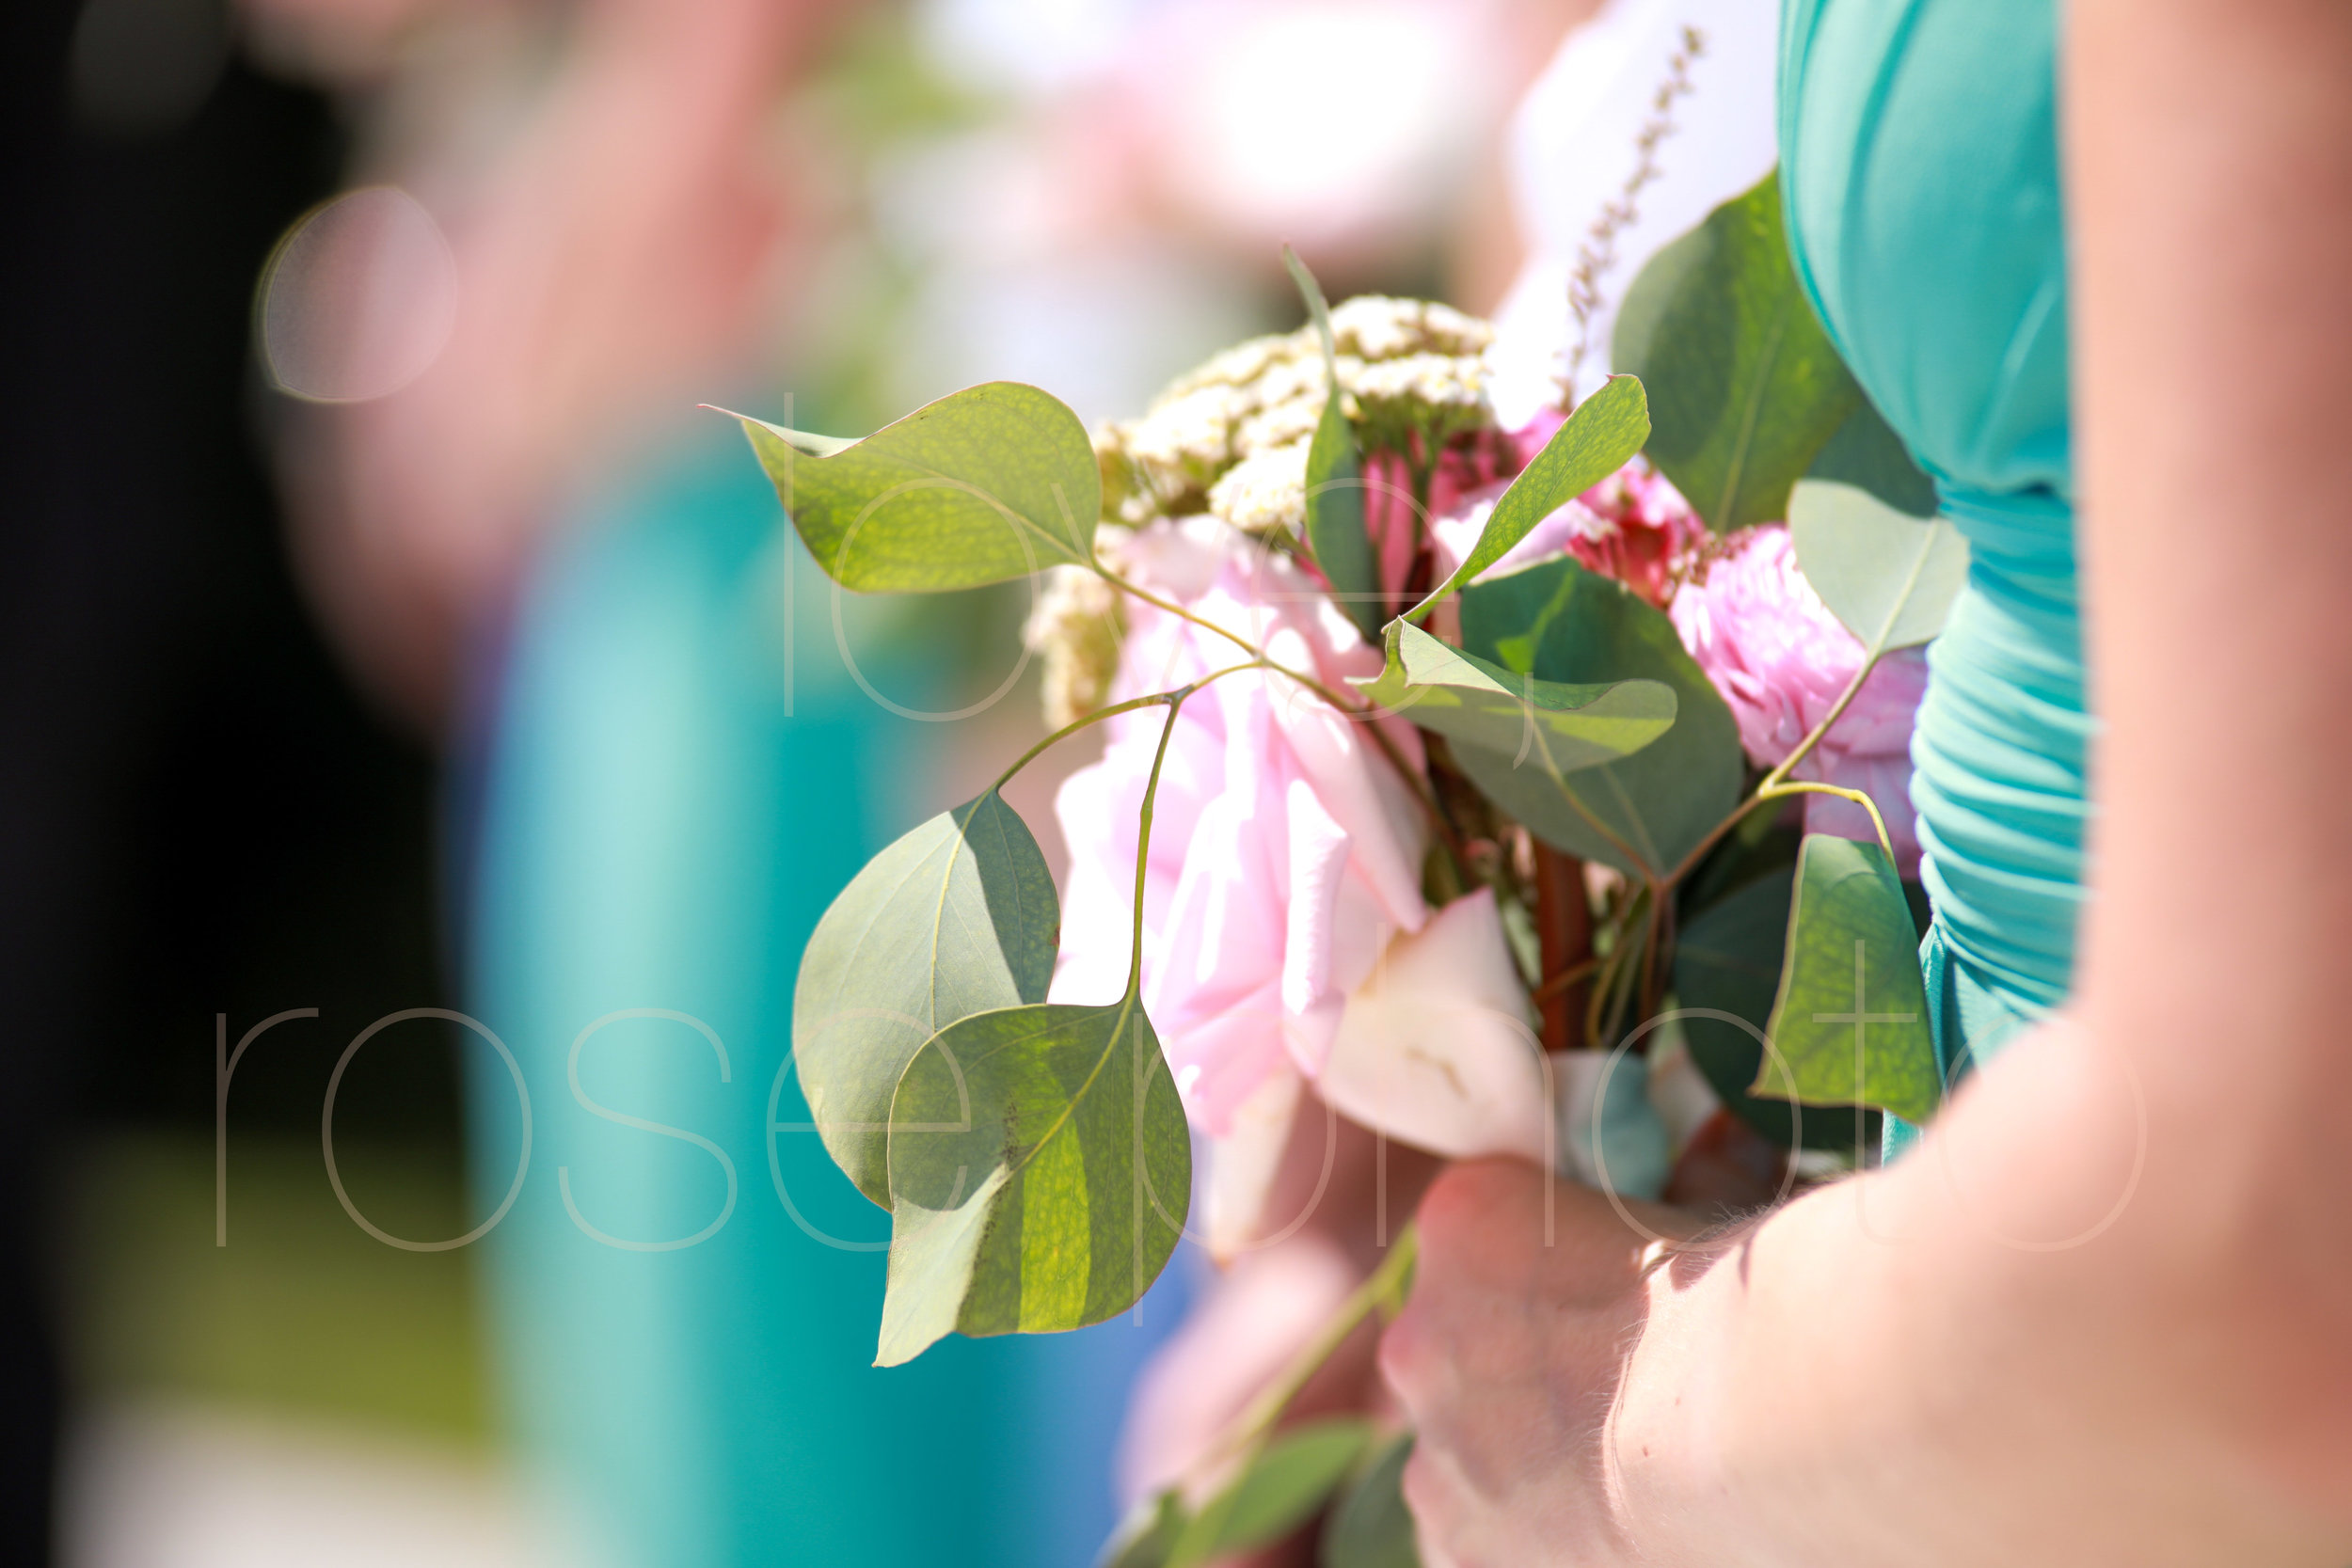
[1670,524,1929,871]
[261,186,459,404]
[269,0,835,729]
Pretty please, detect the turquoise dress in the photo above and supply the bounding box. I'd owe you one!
[1779,0,2090,1142]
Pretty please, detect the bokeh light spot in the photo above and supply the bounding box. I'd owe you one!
[258,186,458,404]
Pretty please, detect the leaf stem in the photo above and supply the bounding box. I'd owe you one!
[1637,880,1671,1022]
[1661,648,1887,891]
[1531,953,1601,1006]
[991,661,1263,796]
[1585,879,1650,1050]
[1090,562,1470,863]
[1193,1224,1422,1483]
[1089,562,1262,660]
[1756,780,1897,863]
[1758,649,1883,795]
[1125,693,1189,1003]
[992,693,1182,794]
[1530,736,1655,879]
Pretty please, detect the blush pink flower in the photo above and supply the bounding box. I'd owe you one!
[1049,518,1433,1138]
[1565,459,1709,609]
[1667,525,1929,873]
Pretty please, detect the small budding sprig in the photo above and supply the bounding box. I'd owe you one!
[1560,24,1708,398]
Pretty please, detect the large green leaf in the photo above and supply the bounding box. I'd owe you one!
[1755,835,1941,1125]
[877,996,1190,1366]
[792,792,1057,1206]
[1456,559,1742,877]
[1409,374,1650,617]
[1806,395,1938,517]
[1320,1432,1421,1568]
[1357,620,1677,771]
[1674,864,1866,1153]
[736,382,1097,592]
[1169,1419,1376,1567]
[1788,479,1970,651]
[1613,172,1861,531]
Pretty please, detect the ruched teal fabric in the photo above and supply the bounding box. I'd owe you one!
[1779,0,2091,1122]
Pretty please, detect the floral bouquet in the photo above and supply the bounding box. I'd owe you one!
[724,171,1965,1568]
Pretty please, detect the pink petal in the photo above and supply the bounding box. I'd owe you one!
[1315,891,1549,1161]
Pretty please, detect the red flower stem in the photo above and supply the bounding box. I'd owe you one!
[1533,844,1593,1053]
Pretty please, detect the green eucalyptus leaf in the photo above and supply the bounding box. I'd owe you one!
[1098,1490,1188,1568]
[1320,1432,1421,1568]
[877,996,1190,1366]
[1171,1419,1376,1567]
[1755,834,1941,1126]
[1284,245,1384,641]
[1283,243,1341,369]
[792,792,1058,1207]
[1308,388,1381,641]
[1456,559,1742,877]
[1788,479,1970,651]
[1805,395,1938,517]
[1410,374,1650,616]
[1614,171,1861,531]
[736,382,1097,593]
[1357,620,1677,771]
[1674,864,1867,1153]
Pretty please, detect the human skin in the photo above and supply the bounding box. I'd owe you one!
[1382,2,2352,1561]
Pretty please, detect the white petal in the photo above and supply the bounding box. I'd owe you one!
[1279,777,1352,1022]
[1317,891,1549,1162]
[1202,1067,1305,1262]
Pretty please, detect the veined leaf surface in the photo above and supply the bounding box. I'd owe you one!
[1457,559,1741,877]
[1356,620,1677,772]
[1675,864,1870,1154]
[1788,478,1969,652]
[1306,388,1380,641]
[1614,172,1860,531]
[1284,246,1383,641]
[878,997,1190,1366]
[1754,834,1941,1125]
[793,791,1057,1205]
[1410,374,1649,615]
[736,382,1097,592]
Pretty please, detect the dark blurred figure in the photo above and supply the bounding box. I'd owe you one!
[0,2,454,1558]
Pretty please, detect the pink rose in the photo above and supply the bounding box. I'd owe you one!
[1668,525,1929,873]
[1050,518,1432,1137]
[1566,459,1708,609]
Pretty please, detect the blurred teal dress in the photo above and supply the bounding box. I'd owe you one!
[1780,0,2089,1144]
[463,437,1183,1567]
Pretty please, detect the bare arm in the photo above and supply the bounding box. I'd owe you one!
[1390,4,2352,1560]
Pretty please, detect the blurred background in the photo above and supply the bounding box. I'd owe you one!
[0,0,1621,1561]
